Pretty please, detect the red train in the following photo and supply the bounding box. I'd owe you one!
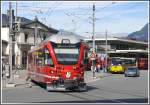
[27,34,89,91]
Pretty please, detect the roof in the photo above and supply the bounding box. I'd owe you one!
[2,14,9,27]
[2,14,58,33]
[2,14,32,27]
[21,19,58,33]
[30,32,84,51]
[59,29,86,39]
[43,32,83,44]
[109,49,148,53]
[84,37,148,45]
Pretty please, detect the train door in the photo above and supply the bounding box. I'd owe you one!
[43,47,56,82]
[37,47,55,83]
[83,48,89,71]
[34,49,43,82]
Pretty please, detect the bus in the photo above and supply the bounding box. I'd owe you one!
[108,57,125,73]
[138,58,148,70]
[120,57,136,67]
[27,34,89,91]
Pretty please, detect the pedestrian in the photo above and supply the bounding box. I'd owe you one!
[5,62,10,78]
[2,62,6,78]
[97,64,101,73]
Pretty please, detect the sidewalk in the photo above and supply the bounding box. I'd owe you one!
[2,70,112,88]
[84,70,112,83]
[2,70,28,88]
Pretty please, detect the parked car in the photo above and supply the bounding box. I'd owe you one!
[124,67,140,77]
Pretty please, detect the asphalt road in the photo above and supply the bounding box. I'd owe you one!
[2,70,149,103]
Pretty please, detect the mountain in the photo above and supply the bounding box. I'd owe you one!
[127,23,148,42]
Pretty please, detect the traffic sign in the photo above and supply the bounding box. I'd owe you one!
[90,53,96,58]
[90,53,96,60]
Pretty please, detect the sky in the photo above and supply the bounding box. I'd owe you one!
[1,1,149,38]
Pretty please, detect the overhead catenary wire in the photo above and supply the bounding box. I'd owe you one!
[15,2,63,26]
[64,2,118,31]
[9,2,135,37]
[95,2,116,13]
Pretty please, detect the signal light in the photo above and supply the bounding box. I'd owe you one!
[12,22,20,32]
[73,66,79,70]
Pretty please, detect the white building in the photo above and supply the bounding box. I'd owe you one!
[1,14,58,68]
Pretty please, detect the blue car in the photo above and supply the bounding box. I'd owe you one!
[124,67,140,77]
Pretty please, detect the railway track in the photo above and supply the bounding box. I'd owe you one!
[60,83,147,103]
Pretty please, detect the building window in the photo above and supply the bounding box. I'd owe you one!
[25,34,28,43]
[22,51,27,67]
[43,35,46,40]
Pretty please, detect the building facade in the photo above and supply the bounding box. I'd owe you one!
[1,14,58,69]
[84,37,148,59]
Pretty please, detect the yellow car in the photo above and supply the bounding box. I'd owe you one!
[109,64,125,73]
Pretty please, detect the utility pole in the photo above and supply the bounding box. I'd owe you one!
[92,4,96,78]
[14,1,20,77]
[16,1,17,21]
[9,2,13,80]
[92,4,95,54]
[7,2,16,87]
[12,1,18,70]
[105,29,108,73]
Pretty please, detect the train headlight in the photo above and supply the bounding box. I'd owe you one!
[73,66,79,70]
[73,66,76,70]
[50,70,54,74]
[66,72,71,78]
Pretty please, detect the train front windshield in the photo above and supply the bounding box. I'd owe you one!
[54,48,79,65]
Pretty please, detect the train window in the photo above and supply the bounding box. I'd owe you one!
[44,48,54,67]
[83,48,88,64]
[36,49,44,66]
[54,48,79,65]
[62,39,70,44]
[33,51,38,65]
